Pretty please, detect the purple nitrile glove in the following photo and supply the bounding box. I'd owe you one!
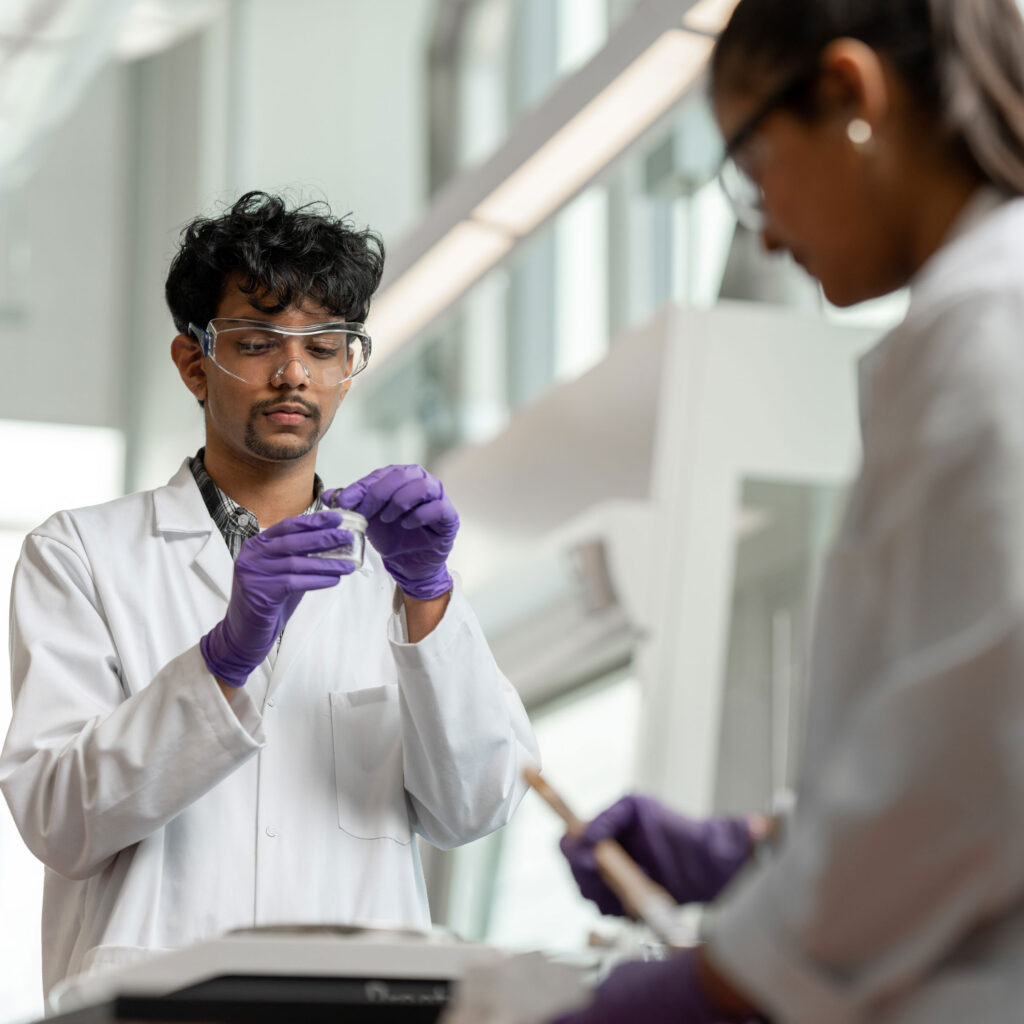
[560,794,754,916]
[550,948,754,1024]
[323,465,459,601]
[201,511,357,686]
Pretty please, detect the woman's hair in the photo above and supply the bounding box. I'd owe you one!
[711,0,1024,195]
[165,191,386,333]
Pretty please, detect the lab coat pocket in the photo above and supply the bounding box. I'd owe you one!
[329,686,411,844]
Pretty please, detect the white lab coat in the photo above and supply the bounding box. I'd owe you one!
[0,462,539,995]
[710,190,1024,1021]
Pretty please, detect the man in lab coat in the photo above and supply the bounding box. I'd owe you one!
[0,191,538,997]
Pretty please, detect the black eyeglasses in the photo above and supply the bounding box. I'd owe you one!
[722,64,820,159]
[717,64,820,231]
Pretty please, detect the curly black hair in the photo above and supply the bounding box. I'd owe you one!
[165,191,386,333]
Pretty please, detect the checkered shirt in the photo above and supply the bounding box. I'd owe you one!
[188,448,324,559]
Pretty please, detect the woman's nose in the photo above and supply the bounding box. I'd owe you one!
[761,224,785,254]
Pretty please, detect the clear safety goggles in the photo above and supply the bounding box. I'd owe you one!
[188,318,372,387]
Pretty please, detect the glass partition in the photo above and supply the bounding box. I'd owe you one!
[445,666,641,952]
[712,477,847,815]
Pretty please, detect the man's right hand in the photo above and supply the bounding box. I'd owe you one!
[559,794,761,915]
[201,511,357,687]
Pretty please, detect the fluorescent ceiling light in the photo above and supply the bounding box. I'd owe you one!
[369,0,726,362]
[683,0,741,35]
[367,221,513,360]
[474,30,713,236]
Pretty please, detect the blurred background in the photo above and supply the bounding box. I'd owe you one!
[0,0,911,1019]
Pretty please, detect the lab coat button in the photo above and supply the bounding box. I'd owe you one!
[266,699,275,708]
[265,826,279,838]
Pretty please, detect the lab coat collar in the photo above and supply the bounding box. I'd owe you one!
[152,460,218,535]
[152,461,233,603]
[934,185,1008,251]
[856,186,1011,440]
[909,185,1010,308]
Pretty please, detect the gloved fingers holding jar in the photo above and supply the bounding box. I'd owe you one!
[323,464,459,601]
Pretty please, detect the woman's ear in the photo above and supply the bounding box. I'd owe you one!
[171,333,207,404]
[818,38,891,134]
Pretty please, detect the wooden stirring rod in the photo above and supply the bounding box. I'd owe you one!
[523,766,691,949]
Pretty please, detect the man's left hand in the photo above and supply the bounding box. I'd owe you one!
[324,465,458,600]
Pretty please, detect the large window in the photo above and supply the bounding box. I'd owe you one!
[713,477,846,815]
[446,667,641,953]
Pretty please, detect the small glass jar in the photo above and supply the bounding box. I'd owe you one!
[311,508,367,568]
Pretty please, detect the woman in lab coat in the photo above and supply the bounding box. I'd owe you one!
[553,0,1024,1021]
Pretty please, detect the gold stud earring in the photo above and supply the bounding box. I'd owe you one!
[847,118,873,146]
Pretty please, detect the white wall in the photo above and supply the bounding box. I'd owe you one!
[121,30,216,491]
[0,62,131,430]
[230,0,433,245]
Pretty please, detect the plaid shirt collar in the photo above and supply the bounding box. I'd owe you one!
[189,448,324,559]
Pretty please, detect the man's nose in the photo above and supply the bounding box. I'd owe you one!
[271,355,311,388]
